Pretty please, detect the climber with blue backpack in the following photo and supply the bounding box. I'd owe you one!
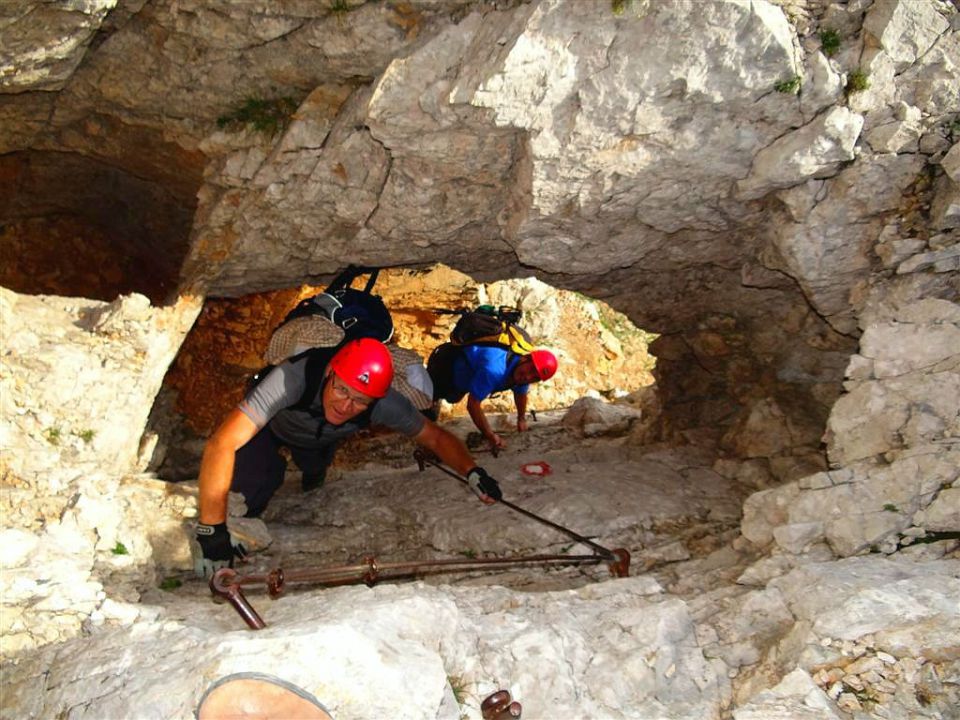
[194,268,502,578]
[427,306,558,453]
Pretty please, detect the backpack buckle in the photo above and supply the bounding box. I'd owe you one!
[313,292,342,321]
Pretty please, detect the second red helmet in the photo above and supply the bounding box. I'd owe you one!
[529,349,558,381]
[329,338,394,398]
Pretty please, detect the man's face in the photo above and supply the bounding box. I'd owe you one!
[322,371,375,425]
[512,357,542,385]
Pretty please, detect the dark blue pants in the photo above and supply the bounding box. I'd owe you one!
[231,427,336,517]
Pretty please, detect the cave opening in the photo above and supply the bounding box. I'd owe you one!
[143,264,659,484]
[0,150,196,305]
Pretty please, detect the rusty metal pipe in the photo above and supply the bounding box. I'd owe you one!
[231,552,608,591]
[414,449,619,562]
[209,551,618,629]
[210,568,266,630]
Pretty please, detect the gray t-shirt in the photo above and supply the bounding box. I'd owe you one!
[240,354,425,448]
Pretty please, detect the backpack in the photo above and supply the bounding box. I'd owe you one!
[426,342,467,404]
[252,267,429,413]
[426,305,535,404]
[263,265,394,365]
[448,305,535,356]
[322,266,394,344]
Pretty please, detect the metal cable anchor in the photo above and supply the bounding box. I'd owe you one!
[209,568,265,630]
[482,690,522,719]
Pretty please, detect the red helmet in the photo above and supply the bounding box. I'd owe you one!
[529,349,558,381]
[329,338,394,399]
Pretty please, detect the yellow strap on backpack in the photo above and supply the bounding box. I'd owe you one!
[502,325,535,355]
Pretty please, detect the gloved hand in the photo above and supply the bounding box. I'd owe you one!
[466,467,502,503]
[194,522,247,579]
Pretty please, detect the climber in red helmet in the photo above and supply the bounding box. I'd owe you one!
[195,337,502,577]
[428,344,559,453]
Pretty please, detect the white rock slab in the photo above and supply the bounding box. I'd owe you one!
[769,556,960,645]
[733,668,842,720]
[736,107,863,201]
[863,0,950,72]
[1,578,721,720]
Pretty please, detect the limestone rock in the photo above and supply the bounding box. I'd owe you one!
[736,107,864,201]
[942,142,960,182]
[0,0,117,92]
[740,444,960,558]
[930,174,960,230]
[771,556,960,645]
[0,288,201,480]
[2,578,722,720]
[896,243,960,274]
[826,299,960,464]
[733,668,842,720]
[762,154,923,334]
[863,0,950,72]
[561,396,644,437]
[741,483,801,548]
[799,52,843,120]
[1,1,959,718]
[720,398,820,459]
[865,117,921,153]
[914,487,960,531]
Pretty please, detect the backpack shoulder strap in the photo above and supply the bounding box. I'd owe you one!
[326,264,380,295]
[468,328,534,355]
[361,268,379,294]
[289,347,338,410]
[505,323,535,354]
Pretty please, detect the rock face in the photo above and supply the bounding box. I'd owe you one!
[3,577,723,720]
[0,289,200,481]
[1,0,959,719]
[0,288,200,660]
[826,298,960,466]
[3,0,957,440]
[0,1,117,93]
